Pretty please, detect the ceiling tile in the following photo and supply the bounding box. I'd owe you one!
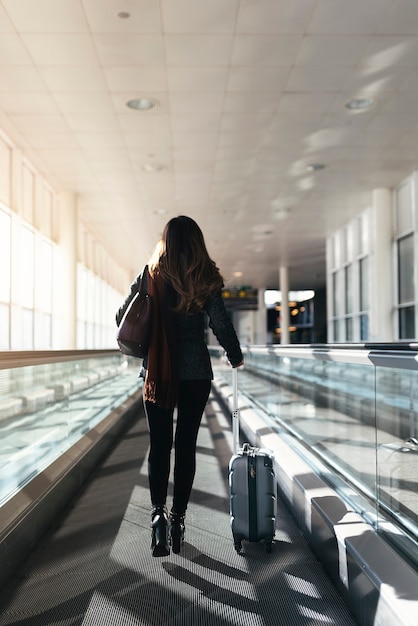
[216,145,259,161]
[397,131,418,147]
[9,114,70,134]
[378,1,418,35]
[0,4,15,31]
[85,148,131,166]
[125,135,171,156]
[272,108,326,127]
[0,33,34,64]
[167,67,227,92]
[258,146,301,163]
[93,34,165,66]
[0,66,47,91]
[21,34,99,66]
[118,114,170,133]
[285,66,354,91]
[0,92,59,114]
[140,180,174,197]
[344,68,410,94]
[219,131,263,150]
[75,132,126,151]
[367,113,418,131]
[263,128,320,149]
[175,173,212,190]
[399,69,418,92]
[169,92,224,113]
[295,35,370,66]
[162,0,239,34]
[231,34,302,67]
[39,66,108,92]
[25,132,81,149]
[354,128,404,148]
[277,92,334,113]
[35,148,90,169]
[344,146,387,161]
[224,91,280,113]
[174,160,213,174]
[172,134,218,160]
[381,92,418,114]
[83,0,162,33]
[307,0,394,35]
[104,66,167,92]
[65,113,120,133]
[237,0,316,34]
[165,35,233,66]
[360,36,418,68]
[221,112,274,132]
[94,170,137,187]
[171,112,221,132]
[227,67,290,93]
[2,0,89,32]
[54,91,115,114]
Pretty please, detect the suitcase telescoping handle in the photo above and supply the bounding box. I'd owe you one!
[232,367,240,455]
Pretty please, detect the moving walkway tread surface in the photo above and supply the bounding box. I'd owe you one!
[0,392,356,626]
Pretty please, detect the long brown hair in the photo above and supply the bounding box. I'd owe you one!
[149,215,223,313]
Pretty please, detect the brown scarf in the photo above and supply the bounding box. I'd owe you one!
[143,271,178,409]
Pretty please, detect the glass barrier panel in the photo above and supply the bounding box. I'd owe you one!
[376,365,418,548]
[0,355,140,506]
[212,345,418,566]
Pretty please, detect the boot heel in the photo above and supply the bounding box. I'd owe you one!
[151,507,170,557]
[169,512,185,554]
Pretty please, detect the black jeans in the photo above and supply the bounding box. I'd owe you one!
[144,379,211,514]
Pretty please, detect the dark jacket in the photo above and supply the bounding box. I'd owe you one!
[116,270,243,380]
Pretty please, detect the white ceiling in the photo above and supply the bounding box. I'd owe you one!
[1,0,418,290]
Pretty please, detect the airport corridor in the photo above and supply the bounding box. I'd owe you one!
[0,389,356,626]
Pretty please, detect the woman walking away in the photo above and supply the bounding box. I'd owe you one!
[116,216,244,556]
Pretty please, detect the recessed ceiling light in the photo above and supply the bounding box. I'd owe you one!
[234,271,243,277]
[126,98,158,111]
[142,163,164,172]
[344,97,376,112]
[306,163,325,172]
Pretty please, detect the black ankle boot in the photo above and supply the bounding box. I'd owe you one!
[169,511,185,554]
[151,506,170,557]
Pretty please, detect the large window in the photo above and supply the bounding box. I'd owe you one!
[0,209,56,350]
[344,264,353,340]
[34,239,53,349]
[21,227,35,349]
[359,256,369,341]
[397,234,415,339]
[327,212,371,343]
[0,207,11,348]
[0,138,125,350]
[76,264,119,349]
[332,271,339,317]
[0,208,11,303]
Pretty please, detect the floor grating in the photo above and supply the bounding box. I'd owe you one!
[0,393,357,626]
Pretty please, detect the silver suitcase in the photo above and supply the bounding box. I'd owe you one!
[229,368,276,553]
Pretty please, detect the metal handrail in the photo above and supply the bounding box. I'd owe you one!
[0,349,121,370]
